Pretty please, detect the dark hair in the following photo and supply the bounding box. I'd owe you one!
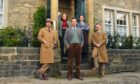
[79,15,85,18]
[61,13,68,20]
[79,15,85,22]
[71,17,77,22]
[94,23,102,32]
[95,23,101,26]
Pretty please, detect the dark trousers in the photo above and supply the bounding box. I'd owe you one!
[81,30,88,64]
[59,29,67,63]
[67,43,82,77]
[81,45,88,64]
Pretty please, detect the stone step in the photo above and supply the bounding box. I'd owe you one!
[59,70,98,78]
[58,64,90,71]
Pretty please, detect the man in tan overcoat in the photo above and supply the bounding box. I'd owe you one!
[37,18,56,80]
[91,23,108,77]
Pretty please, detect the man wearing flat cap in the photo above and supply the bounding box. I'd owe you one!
[37,18,56,80]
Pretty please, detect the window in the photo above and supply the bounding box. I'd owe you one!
[104,10,113,34]
[132,15,139,37]
[0,0,3,27]
[104,6,140,37]
[116,12,128,36]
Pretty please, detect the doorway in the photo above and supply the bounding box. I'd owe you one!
[59,0,86,20]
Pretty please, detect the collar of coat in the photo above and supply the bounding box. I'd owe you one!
[45,26,52,32]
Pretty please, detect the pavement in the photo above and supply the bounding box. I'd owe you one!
[0,72,140,84]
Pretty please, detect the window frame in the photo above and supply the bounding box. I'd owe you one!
[0,0,4,28]
[132,14,139,37]
[116,12,129,36]
[103,6,140,36]
[104,9,114,35]
[0,0,8,29]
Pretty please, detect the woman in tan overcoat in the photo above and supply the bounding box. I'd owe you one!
[37,19,56,80]
[91,23,108,77]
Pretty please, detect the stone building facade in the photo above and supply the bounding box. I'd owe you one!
[0,0,44,27]
[94,0,140,37]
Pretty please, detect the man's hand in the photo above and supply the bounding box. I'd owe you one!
[96,43,100,48]
[66,45,70,49]
[44,40,47,44]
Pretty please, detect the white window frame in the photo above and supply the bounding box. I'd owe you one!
[116,12,129,36]
[0,0,8,28]
[104,9,114,35]
[102,5,140,37]
[0,0,4,27]
[132,14,139,37]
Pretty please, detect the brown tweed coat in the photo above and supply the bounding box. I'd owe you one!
[38,27,55,64]
[91,31,108,63]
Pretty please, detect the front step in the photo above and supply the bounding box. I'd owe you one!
[59,70,98,78]
[58,64,90,71]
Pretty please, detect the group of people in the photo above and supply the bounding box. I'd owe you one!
[37,13,108,80]
[58,13,89,64]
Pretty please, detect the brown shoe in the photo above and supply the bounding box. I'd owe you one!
[101,71,105,77]
[75,76,84,80]
[37,71,44,80]
[91,68,98,71]
[43,73,48,80]
[67,76,72,80]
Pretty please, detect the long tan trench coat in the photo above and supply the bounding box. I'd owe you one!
[91,31,108,63]
[38,27,55,64]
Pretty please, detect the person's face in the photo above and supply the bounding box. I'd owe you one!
[46,22,52,27]
[71,19,77,27]
[95,24,102,31]
[62,14,67,20]
[79,16,84,22]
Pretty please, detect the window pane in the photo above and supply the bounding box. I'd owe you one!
[117,12,127,25]
[105,10,112,24]
[132,27,137,37]
[0,14,2,26]
[105,25,111,34]
[104,10,113,34]
[0,0,3,13]
[117,12,128,36]
[132,15,139,37]
[132,15,137,26]
[117,26,126,36]
[117,12,126,20]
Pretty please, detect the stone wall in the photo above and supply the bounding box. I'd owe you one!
[0,47,140,77]
[0,47,60,77]
[8,0,46,27]
[107,49,140,73]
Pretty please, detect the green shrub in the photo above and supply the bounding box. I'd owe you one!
[32,5,46,47]
[0,26,27,46]
[107,33,134,49]
[123,35,133,49]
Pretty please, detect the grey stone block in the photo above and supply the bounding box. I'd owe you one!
[0,56,9,61]
[27,55,39,60]
[0,47,16,54]
[11,55,28,60]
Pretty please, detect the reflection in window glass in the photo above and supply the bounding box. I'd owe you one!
[105,10,113,34]
[0,0,3,27]
[0,0,3,13]
[0,14,2,26]
[117,12,128,36]
[132,15,139,37]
